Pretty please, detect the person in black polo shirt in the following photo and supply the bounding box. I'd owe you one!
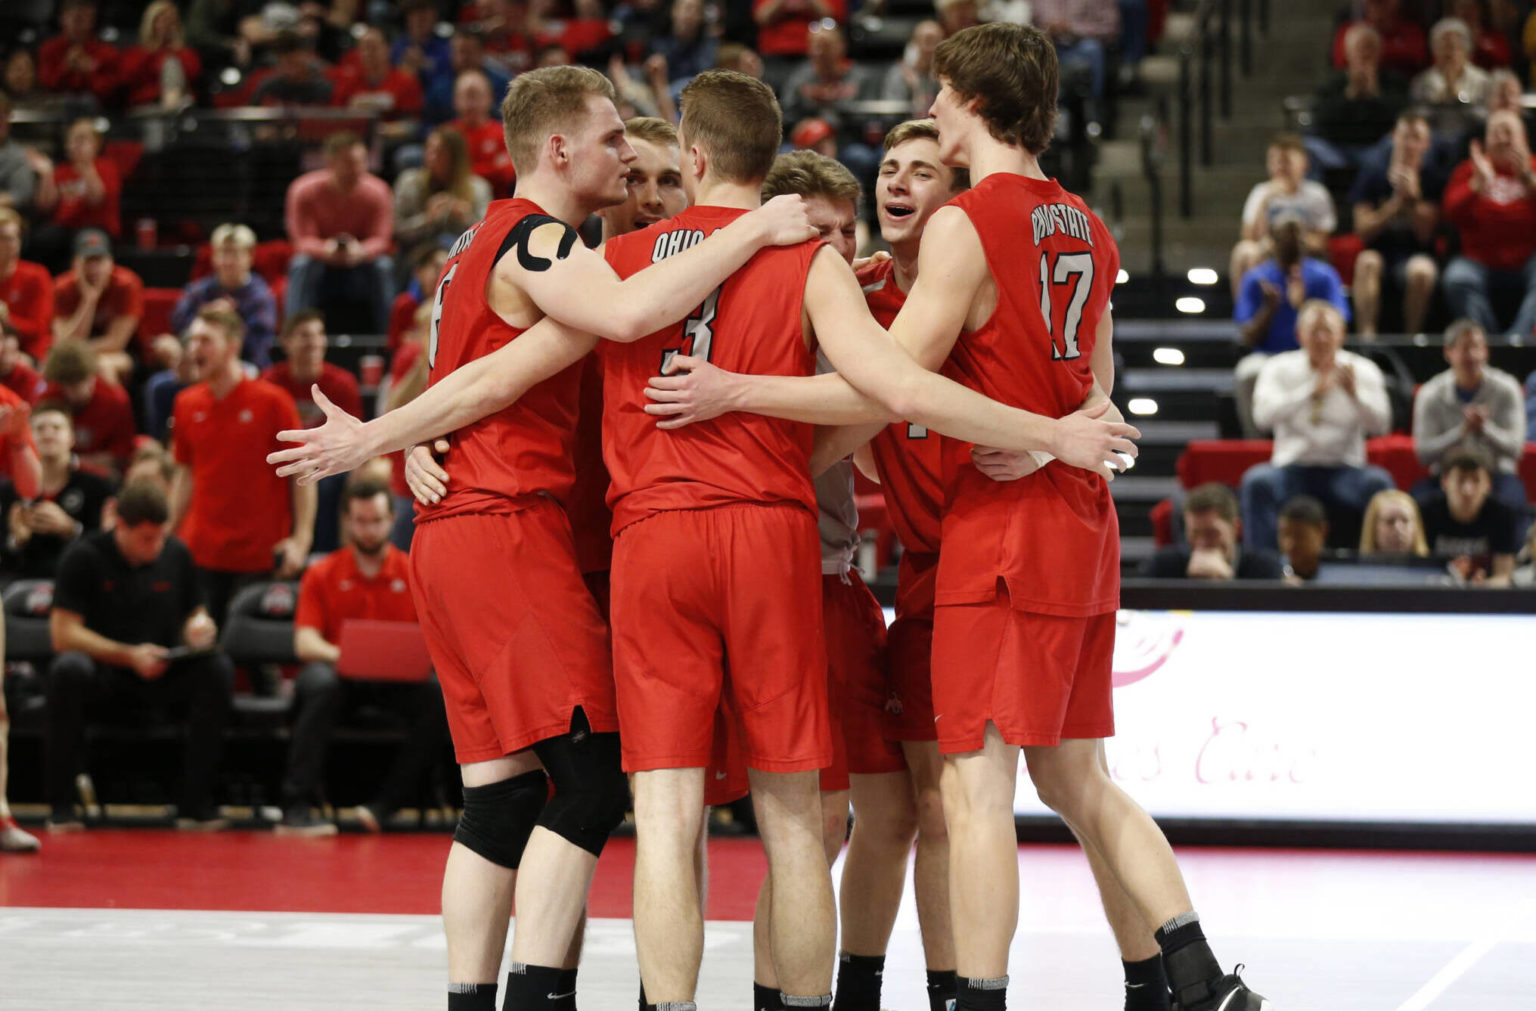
[1422,447,1520,586]
[1141,483,1285,580]
[1,403,112,580]
[44,480,235,830]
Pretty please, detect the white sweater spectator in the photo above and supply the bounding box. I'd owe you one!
[1253,348,1392,467]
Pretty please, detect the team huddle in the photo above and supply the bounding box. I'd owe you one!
[270,23,1273,1011]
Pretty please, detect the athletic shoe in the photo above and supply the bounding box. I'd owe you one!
[274,807,338,837]
[1175,967,1273,1011]
[0,817,41,852]
[350,805,384,833]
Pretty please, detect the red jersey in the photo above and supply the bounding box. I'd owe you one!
[0,261,57,361]
[448,118,516,196]
[1,360,45,404]
[935,174,1120,618]
[857,259,944,618]
[295,544,417,644]
[568,354,612,574]
[260,361,363,429]
[171,377,302,572]
[40,378,136,467]
[600,206,821,535]
[416,198,584,522]
[50,159,122,238]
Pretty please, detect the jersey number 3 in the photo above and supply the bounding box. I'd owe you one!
[1038,251,1093,361]
[661,286,721,375]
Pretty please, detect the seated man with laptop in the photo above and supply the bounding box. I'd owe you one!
[278,478,449,836]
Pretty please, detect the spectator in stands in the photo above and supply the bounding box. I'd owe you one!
[448,70,516,198]
[169,223,278,368]
[1331,0,1428,80]
[882,20,944,119]
[121,1,201,109]
[1412,319,1528,513]
[142,342,194,443]
[388,245,448,353]
[1029,0,1119,123]
[261,309,362,429]
[0,327,44,403]
[780,24,881,182]
[1242,299,1395,550]
[1483,70,1532,143]
[396,0,454,99]
[755,0,847,90]
[936,0,982,35]
[394,127,490,259]
[0,208,52,361]
[1277,494,1329,582]
[0,91,38,215]
[51,230,143,385]
[39,340,134,475]
[1307,24,1408,178]
[532,0,614,64]
[715,42,767,79]
[278,479,449,835]
[1350,109,1443,337]
[1453,0,1511,70]
[1230,134,1337,300]
[37,0,118,107]
[425,30,511,124]
[284,132,395,335]
[649,0,719,92]
[1442,109,1536,337]
[3,51,47,113]
[1140,482,1285,580]
[29,118,123,271]
[472,0,540,77]
[1422,446,1519,583]
[1411,18,1491,136]
[170,307,314,624]
[333,26,424,135]
[45,480,235,830]
[253,32,334,106]
[1233,216,1351,436]
[1,403,111,578]
[1360,488,1429,556]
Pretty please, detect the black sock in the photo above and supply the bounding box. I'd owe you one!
[639,982,647,1011]
[449,983,497,1011]
[1122,955,1171,1011]
[501,963,565,1011]
[833,953,885,1011]
[1154,913,1223,1008]
[926,969,957,1011]
[955,975,1007,1011]
[553,968,577,1011]
[754,982,783,1011]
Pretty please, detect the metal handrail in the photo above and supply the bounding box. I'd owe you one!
[1175,0,1262,219]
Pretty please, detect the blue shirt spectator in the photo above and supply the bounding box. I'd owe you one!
[1235,257,1351,354]
[169,224,279,367]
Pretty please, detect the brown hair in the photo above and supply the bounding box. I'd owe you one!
[426,125,476,202]
[323,130,364,159]
[29,401,72,427]
[882,118,971,191]
[343,477,394,513]
[42,340,97,385]
[932,23,1058,155]
[281,308,325,341]
[625,115,679,149]
[762,150,860,203]
[194,305,246,342]
[679,69,783,184]
[499,64,616,176]
[1183,482,1240,524]
[1269,132,1306,154]
[116,480,170,528]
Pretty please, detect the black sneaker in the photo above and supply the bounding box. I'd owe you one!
[1175,968,1273,1011]
[274,806,337,838]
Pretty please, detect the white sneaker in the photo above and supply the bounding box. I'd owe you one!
[0,817,41,852]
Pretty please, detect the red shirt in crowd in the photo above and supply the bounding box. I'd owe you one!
[0,384,38,492]
[119,46,203,106]
[50,158,123,238]
[295,543,418,645]
[40,376,136,470]
[1330,18,1428,78]
[284,170,395,262]
[1,358,45,403]
[53,265,146,360]
[387,291,420,352]
[37,35,119,102]
[172,376,302,573]
[331,66,425,117]
[260,360,363,428]
[1443,156,1536,273]
[448,118,515,197]
[0,261,56,361]
[753,0,848,57]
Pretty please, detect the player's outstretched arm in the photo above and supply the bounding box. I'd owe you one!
[268,318,599,485]
[644,356,892,428]
[514,195,814,343]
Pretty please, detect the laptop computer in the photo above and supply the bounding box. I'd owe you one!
[335,620,434,682]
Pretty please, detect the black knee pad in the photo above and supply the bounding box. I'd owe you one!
[452,769,549,870]
[532,723,628,857]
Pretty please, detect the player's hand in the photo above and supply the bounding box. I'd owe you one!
[268,387,370,485]
[751,194,816,247]
[405,440,451,505]
[273,536,309,578]
[643,355,741,429]
[183,612,217,650]
[971,446,1045,482]
[1048,401,1139,481]
[851,251,891,273]
[128,643,170,680]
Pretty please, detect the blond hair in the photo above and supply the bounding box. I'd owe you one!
[140,0,184,48]
[210,222,256,250]
[679,69,783,184]
[1359,489,1429,556]
[500,65,616,176]
[625,116,679,149]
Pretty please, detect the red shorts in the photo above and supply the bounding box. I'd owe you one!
[884,614,936,742]
[931,586,1115,754]
[704,704,750,806]
[821,570,904,791]
[410,501,618,764]
[610,503,831,775]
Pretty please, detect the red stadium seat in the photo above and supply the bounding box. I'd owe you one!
[1149,497,1174,546]
[140,287,181,338]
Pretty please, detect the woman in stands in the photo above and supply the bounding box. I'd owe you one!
[121,1,203,109]
[392,127,490,264]
[1359,489,1430,557]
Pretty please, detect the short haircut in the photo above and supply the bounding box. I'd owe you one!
[932,23,1058,155]
[116,480,171,528]
[1396,106,1432,129]
[1429,17,1472,51]
[679,69,783,184]
[500,65,616,176]
[129,442,176,483]
[1279,495,1328,527]
[210,222,257,250]
[761,150,861,204]
[343,477,394,512]
[323,130,364,159]
[882,118,971,191]
[1297,298,1345,333]
[1443,446,1493,476]
[1443,317,1485,349]
[29,401,72,427]
[625,115,679,149]
[714,43,753,72]
[42,340,97,385]
[281,308,325,341]
[413,242,447,271]
[1269,132,1306,154]
[194,305,246,342]
[1183,482,1240,523]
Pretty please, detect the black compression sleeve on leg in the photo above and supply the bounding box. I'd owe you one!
[453,769,549,870]
[532,721,628,857]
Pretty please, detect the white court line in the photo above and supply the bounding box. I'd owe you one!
[1393,935,1501,1011]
